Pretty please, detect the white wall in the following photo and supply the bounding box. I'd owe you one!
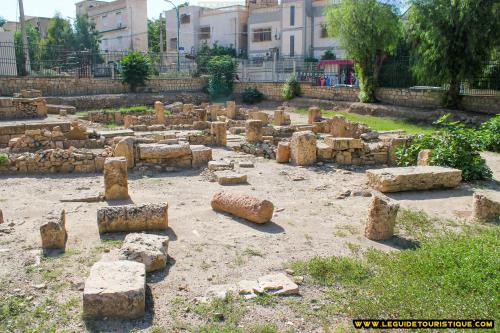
[0,31,17,76]
[248,21,281,56]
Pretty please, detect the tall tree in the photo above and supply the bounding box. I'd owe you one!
[325,0,402,102]
[74,14,101,52]
[45,14,74,50]
[15,23,41,72]
[148,18,166,53]
[407,0,500,108]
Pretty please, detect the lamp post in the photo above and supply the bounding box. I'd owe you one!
[164,0,180,72]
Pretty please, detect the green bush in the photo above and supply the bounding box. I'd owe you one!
[0,154,8,164]
[282,74,301,100]
[478,115,500,152]
[242,87,264,104]
[396,115,492,181]
[321,50,336,60]
[119,51,151,92]
[207,55,236,99]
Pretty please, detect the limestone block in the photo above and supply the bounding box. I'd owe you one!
[138,143,191,159]
[114,137,135,168]
[365,193,400,240]
[257,273,299,295]
[215,171,248,185]
[64,121,88,140]
[97,203,169,233]
[154,101,166,124]
[366,166,462,193]
[316,142,333,161]
[328,115,348,137]
[208,160,233,171]
[290,131,317,166]
[211,191,274,224]
[104,157,129,200]
[40,210,67,250]
[325,137,362,150]
[211,122,227,146]
[472,192,500,221]
[226,101,237,119]
[276,142,290,163]
[308,106,322,124]
[273,110,286,126]
[83,261,145,319]
[246,120,263,143]
[191,145,212,168]
[417,149,432,166]
[119,233,169,272]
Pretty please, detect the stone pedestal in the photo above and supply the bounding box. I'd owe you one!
[40,210,67,251]
[290,131,317,166]
[274,110,286,126]
[114,137,135,168]
[417,149,432,166]
[154,101,166,124]
[226,101,237,119]
[276,142,290,163]
[308,107,322,124]
[104,157,129,200]
[211,122,227,146]
[364,193,399,241]
[246,120,263,143]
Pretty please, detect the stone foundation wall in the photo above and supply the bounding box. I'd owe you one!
[0,77,208,97]
[0,121,71,147]
[234,82,499,114]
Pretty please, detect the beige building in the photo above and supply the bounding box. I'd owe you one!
[76,0,148,52]
[3,16,51,39]
[164,5,248,57]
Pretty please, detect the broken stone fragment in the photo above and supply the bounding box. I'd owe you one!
[215,171,248,185]
[472,192,500,221]
[114,137,135,168]
[211,191,274,224]
[208,160,233,171]
[83,260,146,319]
[246,120,263,143]
[40,210,67,251]
[276,142,290,163]
[364,193,400,241]
[119,233,169,272]
[290,131,317,166]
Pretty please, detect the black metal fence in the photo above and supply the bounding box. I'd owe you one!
[0,42,195,78]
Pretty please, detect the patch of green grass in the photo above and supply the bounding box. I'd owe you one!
[252,293,276,307]
[294,227,500,320]
[243,247,264,258]
[290,256,370,286]
[0,295,80,332]
[192,293,245,326]
[105,122,119,128]
[295,108,434,134]
[195,323,280,333]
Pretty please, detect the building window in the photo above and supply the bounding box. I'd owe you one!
[320,23,329,38]
[252,28,272,42]
[169,38,177,49]
[180,14,190,24]
[199,26,211,40]
[290,6,295,26]
[290,35,294,57]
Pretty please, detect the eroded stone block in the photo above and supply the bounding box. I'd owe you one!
[104,157,129,200]
[119,233,169,272]
[40,210,67,250]
[364,193,399,240]
[97,203,168,233]
[290,131,316,166]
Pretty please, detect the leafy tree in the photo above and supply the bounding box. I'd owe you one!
[195,42,237,76]
[119,51,151,92]
[148,18,166,53]
[321,50,336,60]
[73,15,101,52]
[242,87,264,104]
[14,23,41,73]
[407,0,500,108]
[325,0,401,102]
[206,55,236,98]
[42,14,75,65]
[0,16,6,27]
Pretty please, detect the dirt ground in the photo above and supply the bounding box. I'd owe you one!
[0,111,498,332]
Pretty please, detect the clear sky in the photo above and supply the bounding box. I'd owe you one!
[2,0,244,22]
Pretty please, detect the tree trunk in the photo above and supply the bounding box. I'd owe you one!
[443,79,462,109]
[357,64,376,103]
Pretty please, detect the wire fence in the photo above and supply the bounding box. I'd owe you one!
[0,42,196,79]
[0,41,499,96]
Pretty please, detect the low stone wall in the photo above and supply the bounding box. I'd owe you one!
[234,82,499,114]
[0,147,113,173]
[45,92,209,111]
[0,120,71,147]
[0,77,208,97]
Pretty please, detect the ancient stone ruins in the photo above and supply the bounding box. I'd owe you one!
[0,89,497,324]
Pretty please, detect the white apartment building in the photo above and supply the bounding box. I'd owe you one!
[75,0,148,52]
[248,0,345,59]
[164,5,248,56]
